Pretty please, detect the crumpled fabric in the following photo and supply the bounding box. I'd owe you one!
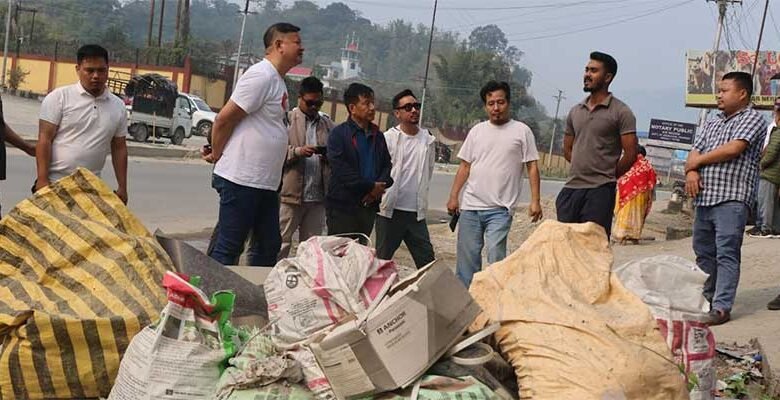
[216,329,305,399]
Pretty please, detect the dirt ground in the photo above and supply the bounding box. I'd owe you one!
[390,197,693,270]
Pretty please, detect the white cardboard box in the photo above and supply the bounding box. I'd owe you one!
[310,262,481,399]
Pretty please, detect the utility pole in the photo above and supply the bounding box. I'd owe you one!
[418,0,438,127]
[232,0,253,88]
[181,0,190,47]
[699,0,741,127]
[13,0,18,59]
[147,0,156,47]
[752,0,769,77]
[12,2,37,60]
[547,90,565,166]
[155,0,166,64]
[175,0,182,45]
[27,7,33,44]
[2,0,12,88]
[157,0,166,48]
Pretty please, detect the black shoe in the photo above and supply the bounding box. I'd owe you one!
[746,226,762,236]
[768,295,780,310]
[706,308,730,326]
[748,228,774,238]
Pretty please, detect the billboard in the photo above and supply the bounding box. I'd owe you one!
[686,50,780,109]
[648,119,696,145]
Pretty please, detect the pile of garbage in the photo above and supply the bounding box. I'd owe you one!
[714,342,766,399]
[0,169,724,399]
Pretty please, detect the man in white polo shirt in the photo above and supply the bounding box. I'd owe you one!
[447,80,543,287]
[204,22,304,266]
[36,44,128,202]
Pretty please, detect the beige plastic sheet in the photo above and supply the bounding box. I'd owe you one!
[469,221,688,399]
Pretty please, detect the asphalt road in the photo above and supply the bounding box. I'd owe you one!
[1,95,668,233]
[0,151,584,234]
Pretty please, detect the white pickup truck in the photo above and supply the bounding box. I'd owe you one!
[183,94,217,138]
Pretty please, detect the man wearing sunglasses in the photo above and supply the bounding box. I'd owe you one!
[278,76,334,259]
[376,90,436,268]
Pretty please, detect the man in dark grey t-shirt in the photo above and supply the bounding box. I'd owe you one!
[556,51,638,238]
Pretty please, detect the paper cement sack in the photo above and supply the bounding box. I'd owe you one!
[615,255,716,400]
[108,272,231,400]
[265,236,397,344]
[469,221,689,400]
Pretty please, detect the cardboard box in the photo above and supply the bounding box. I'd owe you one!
[310,262,481,399]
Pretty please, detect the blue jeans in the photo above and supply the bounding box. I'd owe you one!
[693,201,748,312]
[209,174,282,266]
[456,208,513,287]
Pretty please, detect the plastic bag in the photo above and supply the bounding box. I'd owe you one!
[614,255,716,400]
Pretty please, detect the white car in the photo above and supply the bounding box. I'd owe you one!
[181,93,217,137]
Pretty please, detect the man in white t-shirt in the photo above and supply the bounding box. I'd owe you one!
[36,44,128,202]
[204,22,303,266]
[377,89,436,267]
[447,81,543,287]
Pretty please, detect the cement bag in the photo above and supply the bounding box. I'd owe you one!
[468,221,689,400]
[109,271,234,400]
[0,168,172,399]
[265,236,398,343]
[615,255,716,400]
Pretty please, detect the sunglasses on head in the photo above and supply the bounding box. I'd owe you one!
[305,99,324,108]
[395,102,422,112]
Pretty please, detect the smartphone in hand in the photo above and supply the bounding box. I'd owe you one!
[449,213,459,232]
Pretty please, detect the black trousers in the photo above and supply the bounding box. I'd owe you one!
[555,182,616,238]
[326,206,377,245]
[375,210,435,268]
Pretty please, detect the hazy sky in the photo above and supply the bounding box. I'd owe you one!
[291,0,780,130]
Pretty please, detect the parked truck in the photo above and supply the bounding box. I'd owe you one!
[106,73,191,145]
[183,93,217,137]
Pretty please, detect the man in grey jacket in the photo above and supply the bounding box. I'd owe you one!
[376,89,436,267]
[279,77,334,259]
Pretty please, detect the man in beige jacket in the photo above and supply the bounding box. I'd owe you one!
[279,76,334,259]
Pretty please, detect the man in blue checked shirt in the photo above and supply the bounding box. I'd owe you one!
[685,71,767,326]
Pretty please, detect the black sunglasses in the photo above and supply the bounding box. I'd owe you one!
[395,102,422,112]
[305,99,324,108]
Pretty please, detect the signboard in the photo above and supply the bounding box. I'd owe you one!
[686,50,780,109]
[648,119,696,145]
